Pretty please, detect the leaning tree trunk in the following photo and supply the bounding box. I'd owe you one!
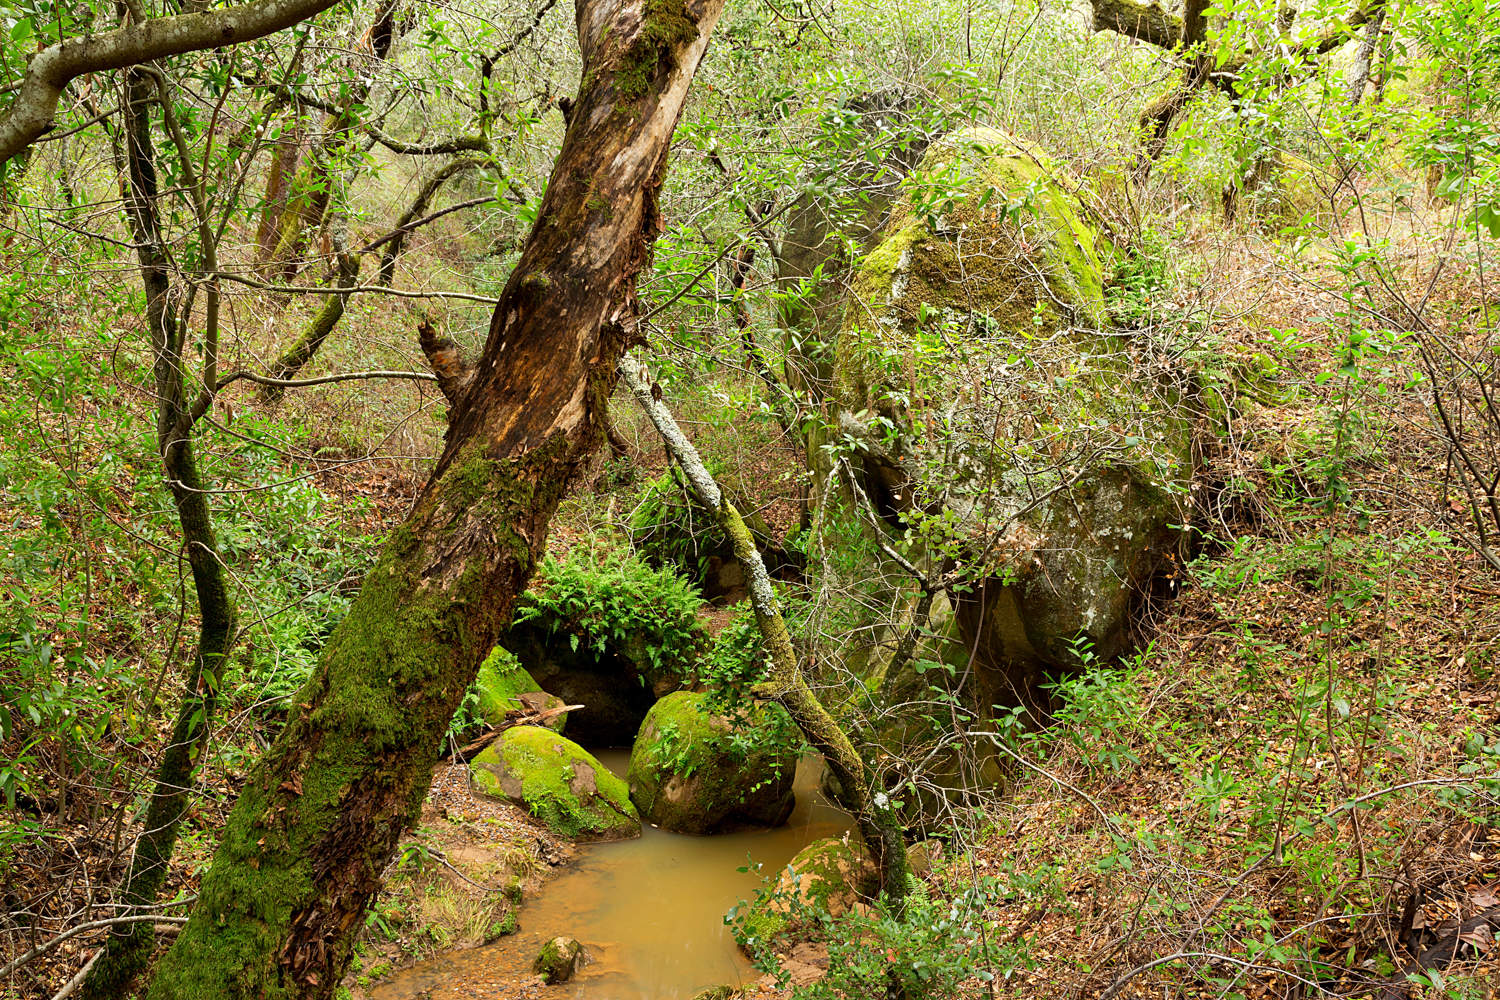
[618,361,911,907]
[84,66,238,999]
[257,216,360,404]
[144,0,724,994]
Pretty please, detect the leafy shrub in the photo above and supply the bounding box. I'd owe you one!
[514,543,710,682]
[732,871,1030,999]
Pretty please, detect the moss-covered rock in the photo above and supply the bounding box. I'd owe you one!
[628,691,798,835]
[474,647,567,733]
[733,837,879,948]
[832,127,1194,715]
[470,726,640,842]
[532,935,588,984]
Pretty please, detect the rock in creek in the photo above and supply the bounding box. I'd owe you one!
[532,935,589,984]
[732,836,879,948]
[628,691,797,835]
[470,726,640,842]
[474,647,567,732]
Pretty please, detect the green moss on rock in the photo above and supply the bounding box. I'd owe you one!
[470,726,640,842]
[627,691,798,835]
[733,837,879,948]
[474,647,567,733]
[533,935,588,984]
[831,127,1196,714]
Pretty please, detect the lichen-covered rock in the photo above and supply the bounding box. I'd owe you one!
[532,935,589,984]
[474,647,567,733]
[470,726,640,842]
[733,837,879,949]
[831,126,1194,713]
[628,691,797,835]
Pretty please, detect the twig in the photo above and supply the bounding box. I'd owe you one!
[49,947,102,1000]
[212,270,500,304]
[0,915,188,978]
[355,196,499,254]
[444,703,584,762]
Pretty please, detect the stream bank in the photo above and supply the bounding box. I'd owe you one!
[363,751,852,999]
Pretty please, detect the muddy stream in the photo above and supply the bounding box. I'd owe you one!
[374,751,853,1000]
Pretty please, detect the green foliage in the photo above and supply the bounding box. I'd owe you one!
[514,543,710,682]
[733,865,1034,999]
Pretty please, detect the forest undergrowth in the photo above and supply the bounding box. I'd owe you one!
[2,0,1499,993]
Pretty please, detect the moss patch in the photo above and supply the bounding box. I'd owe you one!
[470,726,640,842]
[615,0,699,103]
[474,647,567,732]
[732,836,879,948]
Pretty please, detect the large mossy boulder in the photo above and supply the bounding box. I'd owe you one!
[474,647,567,733]
[733,837,879,949]
[470,726,640,842]
[831,126,1194,715]
[628,691,798,835]
[496,550,711,746]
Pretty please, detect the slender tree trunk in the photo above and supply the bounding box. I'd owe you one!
[617,361,910,906]
[84,66,238,999]
[1346,1,1386,108]
[379,156,482,286]
[263,0,400,279]
[256,123,306,266]
[145,0,724,993]
[258,217,360,403]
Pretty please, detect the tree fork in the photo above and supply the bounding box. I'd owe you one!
[617,360,910,907]
[145,0,725,992]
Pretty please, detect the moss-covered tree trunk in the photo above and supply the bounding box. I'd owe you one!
[257,218,359,404]
[144,0,724,994]
[84,66,239,999]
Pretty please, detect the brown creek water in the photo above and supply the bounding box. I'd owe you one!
[372,750,853,1000]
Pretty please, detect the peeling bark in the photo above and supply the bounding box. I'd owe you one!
[417,316,475,405]
[145,0,724,993]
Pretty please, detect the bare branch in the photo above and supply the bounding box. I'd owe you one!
[0,915,188,979]
[357,196,498,254]
[215,368,437,392]
[0,0,344,163]
[365,125,490,157]
[213,270,500,304]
